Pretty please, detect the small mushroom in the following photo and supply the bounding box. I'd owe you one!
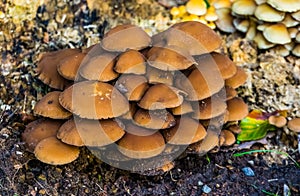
[232,0,257,16]
[171,100,193,115]
[215,8,236,33]
[59,81,129,119]
[267,0,300,12]
[117,124,165,159]
[114,49,146,74]
[287,118,300,152]
[34,91,72,119]
[22,118,63,152]
[163,116,207,145]
[254,3,285,22]
[268,115,287,127]
[221,129,236,146]
[34,136,80,165]
[101,24,151,52]
[146,66,174,85]
[226,97,249,121]
[185,0,207,16]
[263,23,291,44]
[225,67,248,89]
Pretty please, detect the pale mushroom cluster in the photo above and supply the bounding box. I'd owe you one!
[215,0,300,57]
[23,21,248,170]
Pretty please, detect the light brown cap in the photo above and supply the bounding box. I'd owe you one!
[37,48,80,90]
[221,129,236,146]
[171,100,193,115]
[59,81,129,119]
[146,66,174,86]
[138,84,184,110]
[176,54,224,101]
[263,23,291,44]
[287,118,300,133]
[255,3,285,22]
[147,45,196,71]
[58,117,125,146]
[213,0,232,9]
[133,109,176,130]
[210,52,237,79]
[163,116,206,145]
[225,67,248,89]
[246,21,257,40]
[192,95,227,120]
[228,124,242,134]
[114,49,146,74]
[268,115,287,128]
[267,0,300,12]
[34,91,72,119]
[119,103,137,120]
[292,44,300,57]
[215,8,236,33]
[34,136,80,165]
[57,52,87,81]
[101,24,151,52]
[186,0,207,15]
[117,124,165,159]
[253,32,276,49]
[22,118,63,152]
[225,86,237,100]
[226,97,248,121]
[166,21,222,55]
[79,52,119,82]
[188,129,219,154]
[232,0,256,15]
[282,14,300,27]
[115,75,149,101]
[233,18,250,33]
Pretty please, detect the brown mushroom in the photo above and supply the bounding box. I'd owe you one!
[188,129,219,154]
[79,52,119,82]
[210,52,237,79]
[114,49,146,74]
[287,118,300,132]
[34,91,72,119]
[171,100,194,115]
[146,66,174,85]
[221,129,236,146]
[226,97,249,121]
[138,83,185,110]
[215,8,236,33]
[225,67,248,89]
[34,136,80,165]
[37,48,80,90]
[268,115,287,128]
[59,80,129,119]
[22,118,63,152]
[117,124,165,159]
[163,116,207,145]
[133,109,176,129]
[101,24,151,52]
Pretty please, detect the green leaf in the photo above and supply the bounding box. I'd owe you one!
[237,116,276,141]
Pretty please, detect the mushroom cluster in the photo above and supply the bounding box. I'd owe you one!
[215,0,300,56]
[23,21,248,171]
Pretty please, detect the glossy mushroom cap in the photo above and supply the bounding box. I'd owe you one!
[34,136,80,165]
[263,23,291,44]
[287,118,300,133]
[221,130,236,146]
[268,115,287,128]
[59,81,129,119]
[267,0,300,12]
[254,3,285,22]
[225,67,248,89]
[226,97,249,121]
[34,91,72,119]
[117,124,165,159]
[114,49,146,74]
[101,24,151,52]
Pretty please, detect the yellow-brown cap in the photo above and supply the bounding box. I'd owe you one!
[59,81,129,119]
[232,0,256,16]
[101,24,151,52]
[267,0,300,12]
[225,67,248,89]
[146,66,174,86]
[34,136,80,165]
[114,49,146,74]
[268,115,287,128]
[221,129,236,146]
[226,97,248,121]
[287,118,300,133]
[171,100,193,115]
[34,91,72,119]
[188,129,219,154]
[263,23,291,44]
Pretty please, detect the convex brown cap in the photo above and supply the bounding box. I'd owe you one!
[287,118,300,133]
[226,97,248,121]
[114,49,146,74]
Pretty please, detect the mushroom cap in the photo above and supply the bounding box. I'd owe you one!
[282,14,300,28]
[232,0,257,16]
[292,44,300,57]
[37,49,80,90]
[210,52,237,79]
[233,18,250,33]
[253,32,276,49]
[221,130,236,146]
[57,118,125,146]
[226,97,248,121]
[101,24,151,52]
[115,75,149,101]
[225,86,237,100]
[165,21,222,55]
[22,118,63,152]
[138,84,184,110]
[291,10,300,21]
[146,66,174,85]
[34,136,80,165]
[263,23,291,44]
[114,49,146,74]
[255,3,285,22]
[79,53,119,82]
[287,118,300,133]
[188,129,219,154]
[171,100,193,115]
[213,0,232,9]
[147,45,196,71]
[267,0,300,12]
[163,116,207,145]
[215,8,236,33]
[57,52,87,81]
[225,67,248,89]
[176,54,224,101]
[117,124,165,159]
[59,81,129,119]
[192,95,227,120]
[133,109,176,129]
[34,91,72,119]
[268,115,287,128]
[185,0,207,16]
